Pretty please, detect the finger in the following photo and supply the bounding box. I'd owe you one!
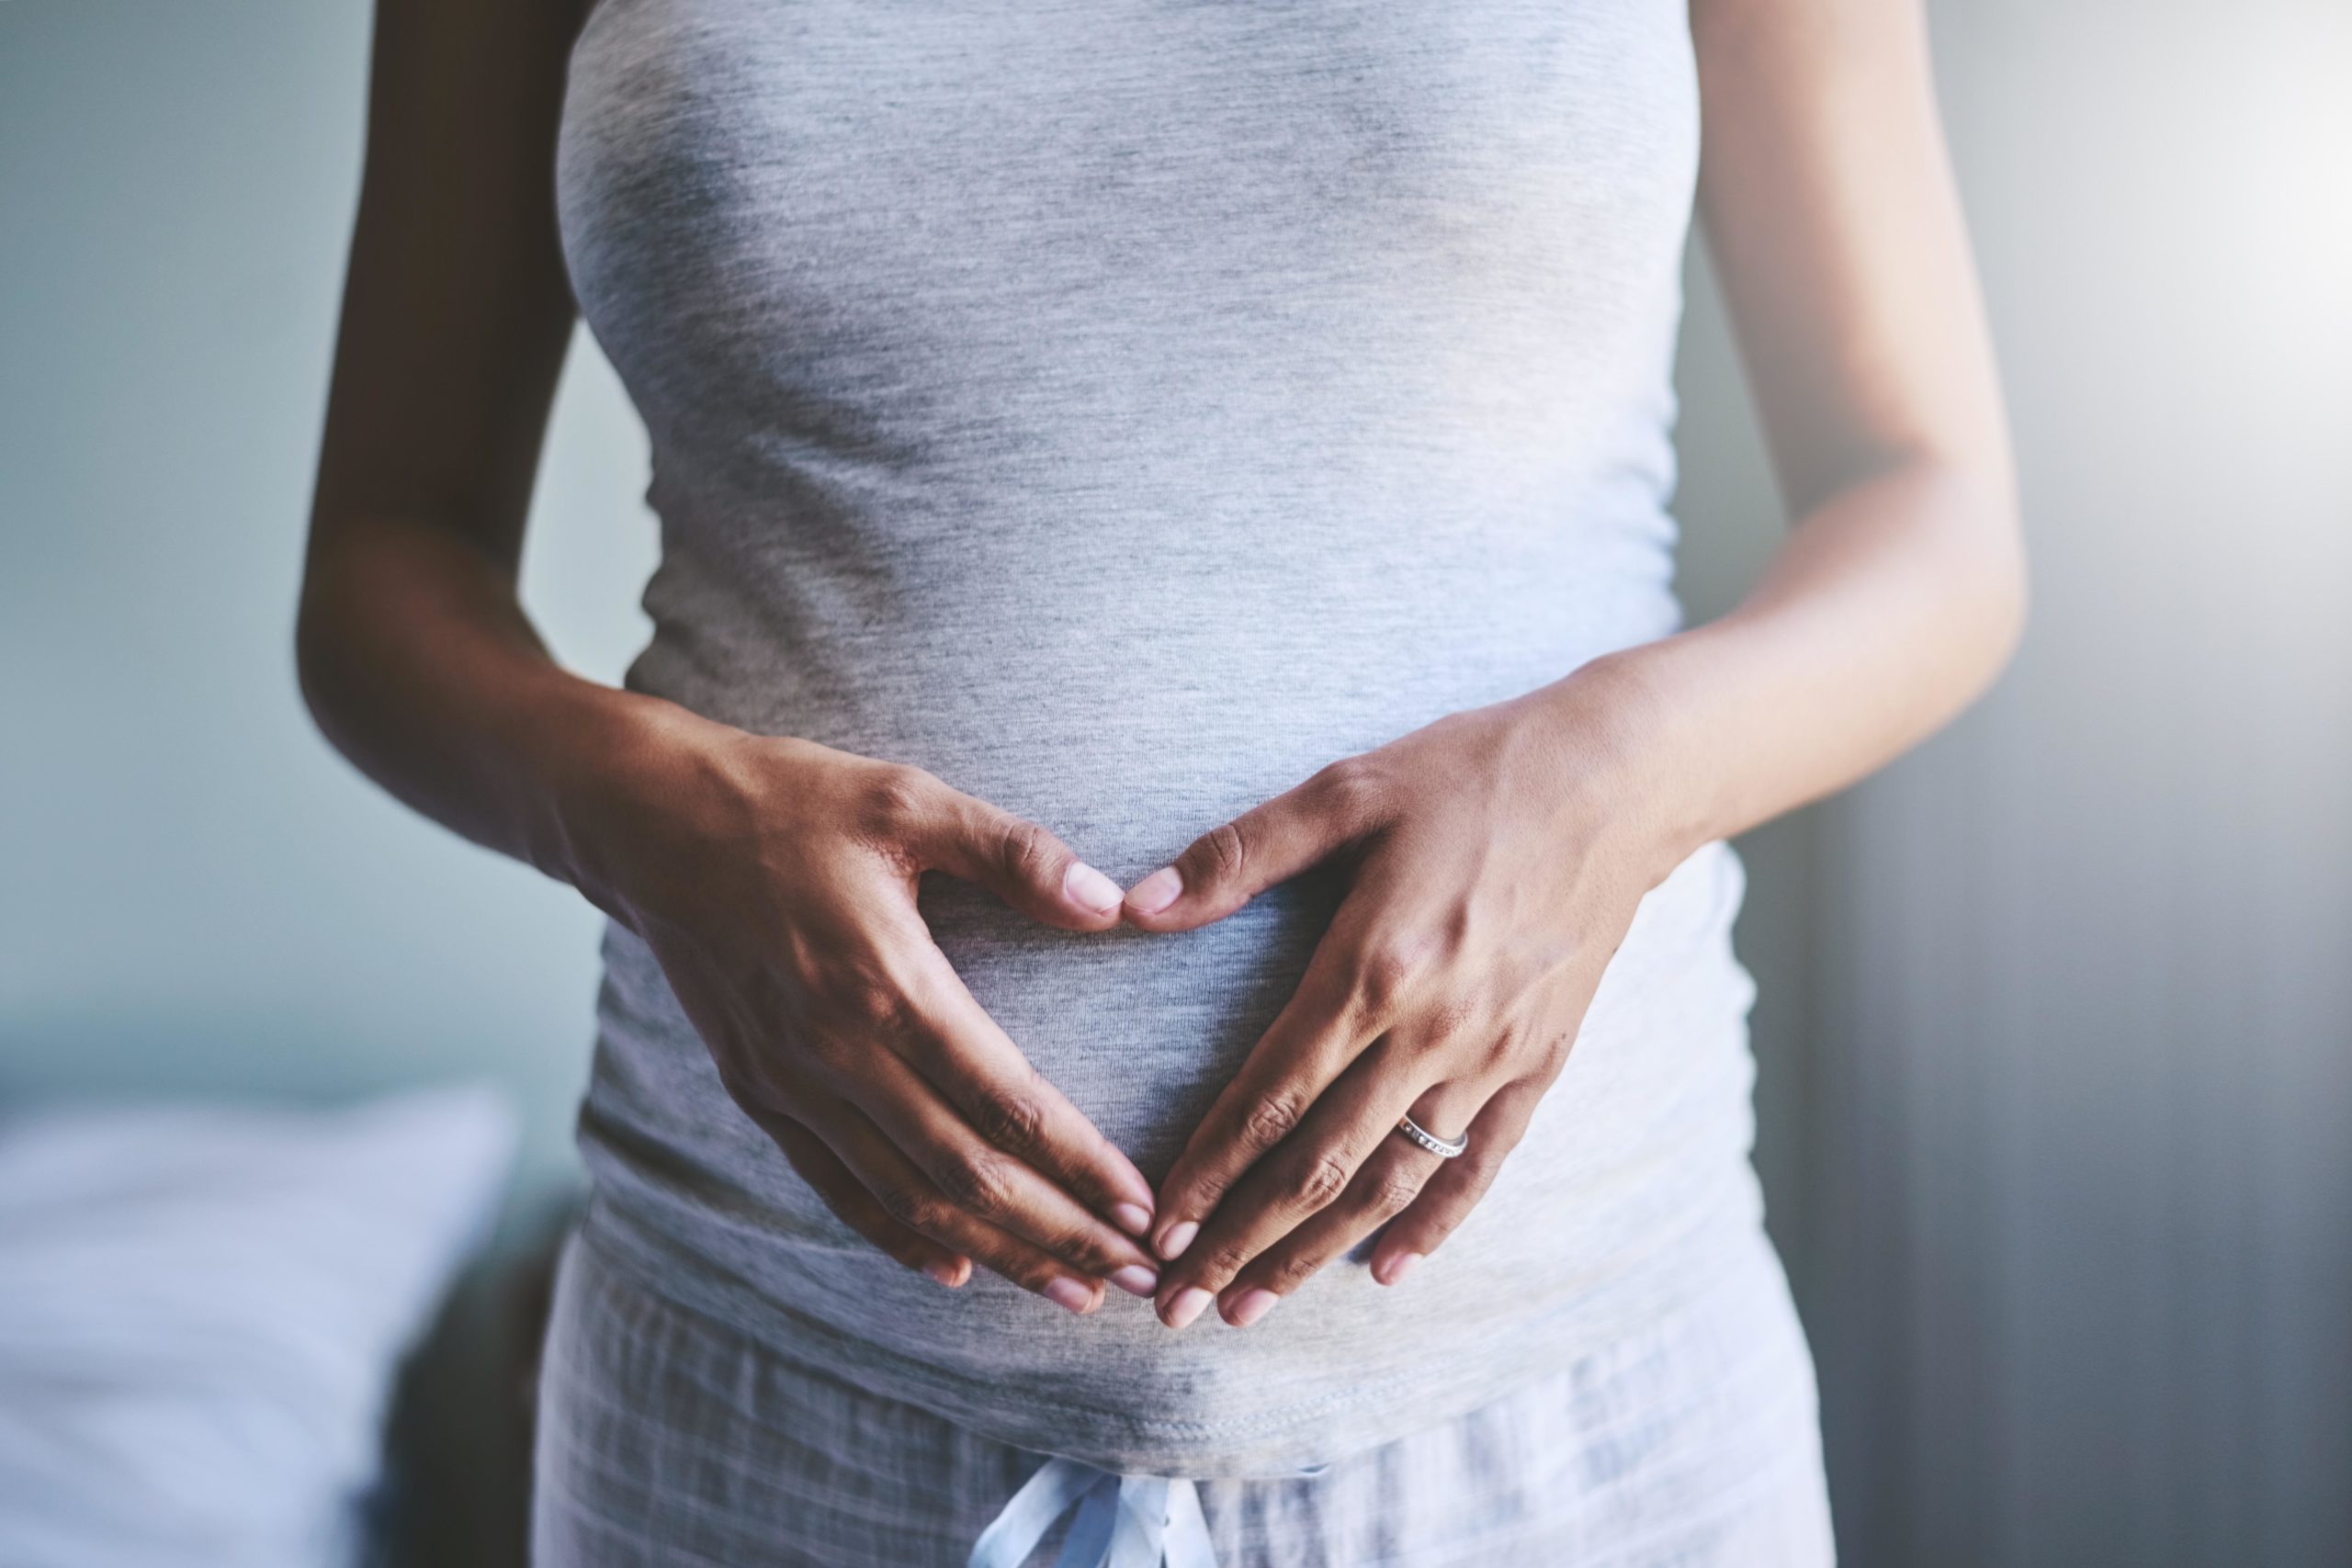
[1148,904,1396,1262]
[752,1108,971,1288]
[1368,1078,1546,1286]
[1122,761,1381,932]
[894,773,1125,931]
[843,1043,1163,1296]
[812,1101,1121,1314]
[1215,1080,1491,1324]
[1153,1042,1446,1328]
[888,944,1159,1236]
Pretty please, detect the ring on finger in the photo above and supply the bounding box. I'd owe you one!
[1394,1112,1468,1159]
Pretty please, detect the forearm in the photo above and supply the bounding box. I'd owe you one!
[295,514,709,912]
[1546,455,2027,877]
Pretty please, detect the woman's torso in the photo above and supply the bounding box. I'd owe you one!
[556,0,1770,1474]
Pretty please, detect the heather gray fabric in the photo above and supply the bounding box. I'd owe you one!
[554,0,1792,1477]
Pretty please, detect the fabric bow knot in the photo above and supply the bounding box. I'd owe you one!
[967,1457,1218,1568]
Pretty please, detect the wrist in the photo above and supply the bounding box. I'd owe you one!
[1524,639,1728,890]
[512,678,743,921]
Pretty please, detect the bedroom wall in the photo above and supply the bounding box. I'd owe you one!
[0,0,656,1205]
[1676,4,2352,1563]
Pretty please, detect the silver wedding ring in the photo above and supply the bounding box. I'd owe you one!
[1395,1112,1469,1160]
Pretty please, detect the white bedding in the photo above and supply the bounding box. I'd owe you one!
[0,1087,516,1568]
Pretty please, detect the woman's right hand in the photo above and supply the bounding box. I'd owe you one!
[561,709,1162,1314]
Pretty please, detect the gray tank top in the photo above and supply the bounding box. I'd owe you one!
[557,0,1767,1476]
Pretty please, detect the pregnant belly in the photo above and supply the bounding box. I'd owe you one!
[913,870,1349,1176]
[580,863,1355,1249]
[579,838,1759,1472]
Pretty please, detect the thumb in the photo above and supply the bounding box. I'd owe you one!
[904,781,1125,931]
[1124,768,1366,931]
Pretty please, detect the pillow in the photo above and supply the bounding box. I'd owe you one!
[0,1087,518,1568]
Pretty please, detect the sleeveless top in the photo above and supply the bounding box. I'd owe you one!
[555,0,1768,1478]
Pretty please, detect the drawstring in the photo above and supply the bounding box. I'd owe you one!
[967,1457,1218,1568]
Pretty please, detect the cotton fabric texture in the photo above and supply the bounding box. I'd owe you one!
[548,0,1825,1530]
[535,1222,1836,1566]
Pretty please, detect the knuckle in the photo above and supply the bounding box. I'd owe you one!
[1420,998,1481,1048]
[1369,1163,1427,1218]
[1289,1152,1351,1211]
[970,1082,1047,1156]
[857,765,934,841]
[1186,1167,1234,1212]
[832,976,914,1038]
[1314,757,1383,824]
[1201,821,1249,884]
[875,1183,941,1232]
[969,1245,1035,1289]
[997,817,1057,884]
[1201,1240,1256,1284]
[798,1029,858,1076]
[1238,1091,1306,1153]
[1014,1259,1069,1295]
[1440,899,1476,953]
[934,1150,1013,1219]
[1054,1226,1121,1276]
[1470,1018,1521,1073]
[1535,1029,1577,1079]
[1348,941,1420,1017]
[1267,1250,1323,1293]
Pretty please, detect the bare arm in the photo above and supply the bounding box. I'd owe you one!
[1125,0,2025,1330]
[1618,0,2024,853]
[301,0,1164,1312]
[301,0,596,870]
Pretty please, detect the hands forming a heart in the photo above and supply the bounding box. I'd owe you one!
[1118,673,1681,1331]
[588,667,1684,1328]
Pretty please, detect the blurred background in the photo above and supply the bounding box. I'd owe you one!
[2,2,2346,1564]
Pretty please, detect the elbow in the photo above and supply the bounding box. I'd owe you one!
[293,613,331,746]
[1980,464,2030,674]
[291,544,356,756]
[1990,536,2030,679]
[1867,447,2029,704]
[1951,456,2030,694]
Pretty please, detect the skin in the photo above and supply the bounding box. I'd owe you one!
[302,0,2021,1330]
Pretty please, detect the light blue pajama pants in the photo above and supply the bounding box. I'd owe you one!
[531,1224,1835,1568]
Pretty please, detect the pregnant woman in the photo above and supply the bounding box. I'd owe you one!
[302,0,2022,1562]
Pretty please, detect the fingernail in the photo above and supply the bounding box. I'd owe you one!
[1044,1277,1096,1314]
[1064,861,1124,915]
[1156,1219,1198,1261]
[923,1259,964,1288]
[1111,1202,1154,1237]
[1126,866,1183,916]
[1110,1265,1159,1298]
[1162,1286,1214,1329]
[1377,1251,1423,1286]
[1226,1288,1280,1327]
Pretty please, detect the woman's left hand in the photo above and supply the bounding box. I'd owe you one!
[1121,661,1697,1330]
